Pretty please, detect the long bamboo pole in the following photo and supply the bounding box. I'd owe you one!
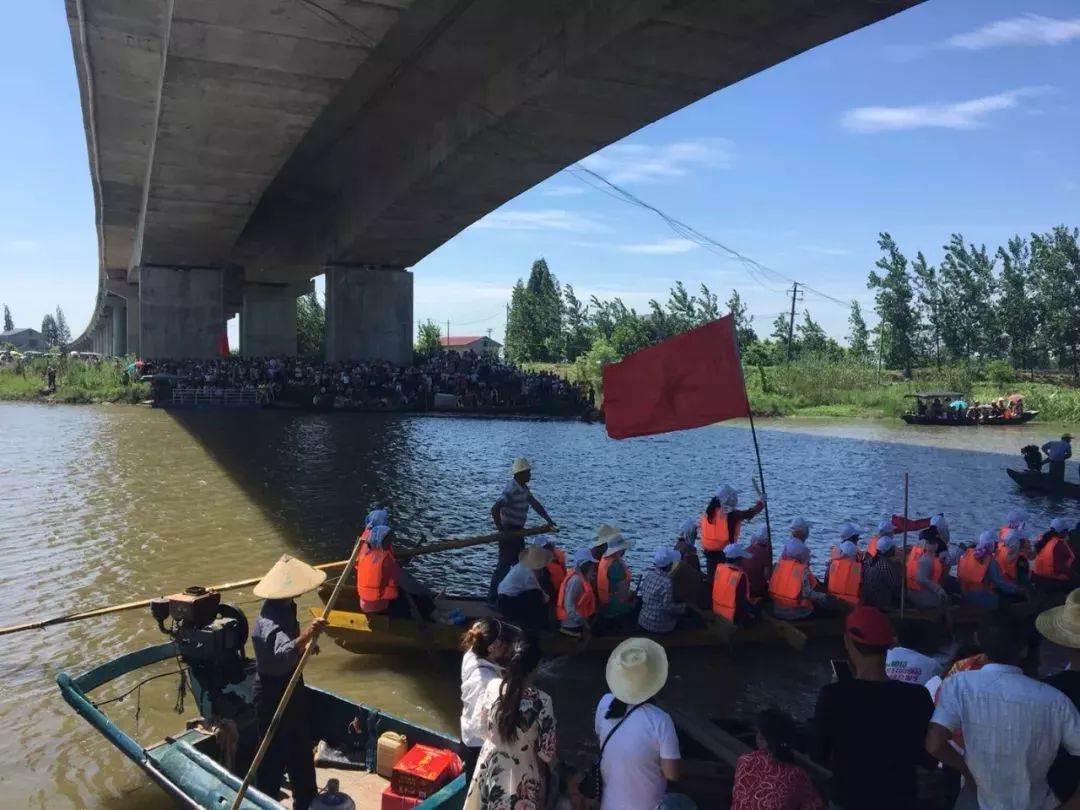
[901,472,910,618]
[229,535,366,810]
[0,525,555,638]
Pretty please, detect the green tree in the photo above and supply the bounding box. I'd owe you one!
[40,313,59,348]
[726,289,757,348]
[847,299,870,361]
[1030,225,1080,376]
[415,319,442,357]
[503,280,530,362]
[54,307,71,348]
[910,251,942,367]
[997,236,1037,371]
[796,310,831,355]
[696,284,720,324]
[867,232,918,376]
[665,281,697,333]
[562,284,591,361]
[296,291,325,359]
[524,258,563,361]
[2,304,12,332]
[938,234,997,359]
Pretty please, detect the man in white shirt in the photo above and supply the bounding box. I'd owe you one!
[496,545,551,630]
[1043,434,1073,481]
[885,619,943,686]
[926,612,1080,809]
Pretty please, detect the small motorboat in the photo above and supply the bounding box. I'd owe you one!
[58,590,467,809]
[1007,468,1080,500]
[901,392,1037,426]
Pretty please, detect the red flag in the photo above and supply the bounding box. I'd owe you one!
[892,515,931,532]
[217,331,230,358]
[602,316,748,439]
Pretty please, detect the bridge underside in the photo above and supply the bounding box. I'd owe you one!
[68,0,920,359]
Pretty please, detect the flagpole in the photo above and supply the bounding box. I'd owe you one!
[733,331,772,559]
[901,472,909,618]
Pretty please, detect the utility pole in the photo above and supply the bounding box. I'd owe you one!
[446,319,450,343]
[786,282,802,361]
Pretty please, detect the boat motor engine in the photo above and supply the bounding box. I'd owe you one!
[150,587,248,683]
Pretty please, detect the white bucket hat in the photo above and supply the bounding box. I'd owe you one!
[520,545,553,570]
[604,534,635,558]
[724,543,751,560]
[1038,589,1080,649]
[253,554,327,600]
[790,517,811,536]
[838,523,860,542]
[1005,508,1029,527]
[605,637,669,705]
[1052,518,1075,535]
[677,517,698,543]
[593,524,622,548]
[510,458,532,475]
[876,519,895,537]
[573,547,596,567]
[749,525,769,546]
[652,548,680,568]
[876,536,896,554]
[837,540,858,559]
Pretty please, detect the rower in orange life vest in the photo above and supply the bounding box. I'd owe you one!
[829,522,863,563]
[358,508,388,554]
[1032,518,1078,593]
[768,518,826,620]
[999,508,1032,558]
[557,548,598,639]
[825,532,862,606]
[356,525,437,618]
[699,484,765,581]
[957,531,1025,608]
[864,519,896,560]
[595,525,637,625]
[904,530,949,610]
[530,535,567,604]
[994,529,1033,593]
[712,543,762,625]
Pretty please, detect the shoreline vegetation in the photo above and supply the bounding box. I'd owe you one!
[0,356,149,405]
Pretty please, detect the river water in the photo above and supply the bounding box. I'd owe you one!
[0,401,1076,808]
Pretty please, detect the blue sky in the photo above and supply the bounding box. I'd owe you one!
[1,1,1078,347]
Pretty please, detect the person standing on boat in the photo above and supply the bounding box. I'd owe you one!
[489,458,556,605]
[699,484,764,582]
[1042,433,1073,481]
[1033,518,1078,593]
[250,555,328,810]
[557,547,598,638]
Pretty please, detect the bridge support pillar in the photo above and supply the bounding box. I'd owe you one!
[139,266,224,359]
[325,265,412,364]
[241,282,305,358]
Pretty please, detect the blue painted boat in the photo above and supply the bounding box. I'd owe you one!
[58,600,467,809]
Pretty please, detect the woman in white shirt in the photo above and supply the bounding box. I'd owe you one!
[595,638,683,810]
[459,619,510,779]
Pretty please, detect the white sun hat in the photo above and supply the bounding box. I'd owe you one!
[749,525,770,546]
[593,524,623,548]
[604,533,636,558]
[652,548,680,568]
[1037,589,1080,649]
[876,536,896,554]
[253,554,327,600]
[1052,518,1075,534]
[876,519,895,536]
[838,523,861,542]
[790,517,811,536]
[510,458,532,475]
[520,545,553,570]
[605,637,669,705]
[573,547,596,567]
[724,544,751,560]
[837,540,858,559]
[1005,508,1029,527]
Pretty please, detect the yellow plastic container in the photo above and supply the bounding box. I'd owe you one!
[376,731,409,779]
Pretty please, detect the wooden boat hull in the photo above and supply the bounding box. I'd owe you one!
[1007,467,1080,499]
[58,642,467,809]
[901,411,1037,426]
[317,595,1058,656]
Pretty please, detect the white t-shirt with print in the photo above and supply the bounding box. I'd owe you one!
[594,693,680,810]
[886,646,943,686]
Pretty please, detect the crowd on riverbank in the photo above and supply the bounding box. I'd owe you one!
[143,352,596,416]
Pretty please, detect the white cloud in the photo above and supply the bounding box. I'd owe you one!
[578,138,733,183]
[540,184,585,198]
[472,209,607,233]
[947,14,1080,50]
[841,87,1051,133]
[618,238,698,255]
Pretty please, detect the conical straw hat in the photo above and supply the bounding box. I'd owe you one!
[253,554,327,599]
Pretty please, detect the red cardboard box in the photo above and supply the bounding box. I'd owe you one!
[390,744,462,799]
[381,785,421,810]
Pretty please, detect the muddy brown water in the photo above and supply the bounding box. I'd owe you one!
[0,402,1075,807]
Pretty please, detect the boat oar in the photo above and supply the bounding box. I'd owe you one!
[229,534,367,810]
[0,524,556,638]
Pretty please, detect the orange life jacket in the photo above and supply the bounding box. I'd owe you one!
[597,556,631,604]
[1033,536,1076,580]
[356,548,399,604]
[358,526,372,555]
[867,535,881,558]
[998,525,1011,540]
[994,545,1018,584]
[826,557,861,605]
[700,511,739,552]
[957,549,990,593]
[712,563,756,622]
[555,571,596,621]
[546,548,567,591]
[768,559,811,611]
[905,546,944,592]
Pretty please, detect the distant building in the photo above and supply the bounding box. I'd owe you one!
[441,335,502,356]
[0,328,45,351]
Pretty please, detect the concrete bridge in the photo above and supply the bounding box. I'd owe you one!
[67,0,918,361]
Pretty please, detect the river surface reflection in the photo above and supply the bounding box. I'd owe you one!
[0,402,1075,807]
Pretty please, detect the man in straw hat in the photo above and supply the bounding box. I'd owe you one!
[496,541,553,630]
[488,457,557,605]
[595,638,683,810]
[928,610,1080,810]
[1042,433,1073,481]
[251,555,328,810]
[1039,589,1080,804]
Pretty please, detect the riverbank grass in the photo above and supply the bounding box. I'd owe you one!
[0,358,149,404]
